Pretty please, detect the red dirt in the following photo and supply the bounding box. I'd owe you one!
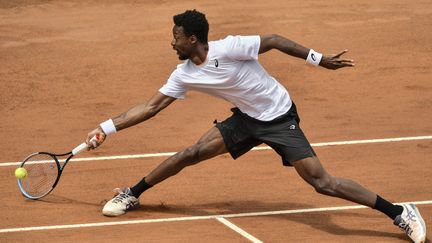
[1,0,431,242]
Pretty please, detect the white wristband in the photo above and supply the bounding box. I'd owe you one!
[306,49,323,66]
[100,119,117,136]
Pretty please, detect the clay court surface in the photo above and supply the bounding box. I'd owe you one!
[1,0,431,242]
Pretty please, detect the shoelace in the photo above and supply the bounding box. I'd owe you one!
[397,219,414,236]
[112,192,131,204]
[397,208,417,237]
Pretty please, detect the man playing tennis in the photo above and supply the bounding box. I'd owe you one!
[85,10,426,243]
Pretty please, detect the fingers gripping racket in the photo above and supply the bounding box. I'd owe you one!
[16,135,99,200]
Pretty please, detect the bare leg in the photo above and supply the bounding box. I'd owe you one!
[292,156,377,207]
[145,127,228,185]
[102,127,228,216]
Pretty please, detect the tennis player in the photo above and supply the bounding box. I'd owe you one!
[85,10,426,243]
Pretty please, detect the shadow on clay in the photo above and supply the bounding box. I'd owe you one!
[134,200,408,242]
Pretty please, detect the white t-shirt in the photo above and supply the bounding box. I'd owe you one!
[159,35,292,121]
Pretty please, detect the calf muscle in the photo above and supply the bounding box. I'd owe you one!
[293,156,377,207]
[145,127,227,185]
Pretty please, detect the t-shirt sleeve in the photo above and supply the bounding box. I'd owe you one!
[159,69,187,99]
[224,35,260,61]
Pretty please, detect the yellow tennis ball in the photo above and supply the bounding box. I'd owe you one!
[15,167,27,179]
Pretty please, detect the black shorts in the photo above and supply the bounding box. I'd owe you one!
[215,102,316,166]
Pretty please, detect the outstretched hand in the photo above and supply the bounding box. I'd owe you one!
[319,50,355,70]
[86,127,106,150]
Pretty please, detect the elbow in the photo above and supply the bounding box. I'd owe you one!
[260,34,282,53]
[267,34,283,50]
[270,34,281,40]
[269,34,282,45]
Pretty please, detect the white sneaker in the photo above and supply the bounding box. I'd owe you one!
[394,204,426,243]
[102,188,139,216]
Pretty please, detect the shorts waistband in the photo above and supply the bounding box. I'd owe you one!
[231,102,297,125]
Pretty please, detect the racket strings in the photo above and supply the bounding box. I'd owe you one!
[20,154,59,198]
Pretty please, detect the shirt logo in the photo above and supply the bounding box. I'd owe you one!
[210,59,219,68]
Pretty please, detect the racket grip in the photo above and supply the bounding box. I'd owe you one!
[72,135,98,155]
[72,142,88,155]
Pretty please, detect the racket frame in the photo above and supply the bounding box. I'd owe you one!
[17,135,96,200]
[17,151,74,200]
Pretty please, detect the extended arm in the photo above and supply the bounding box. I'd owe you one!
[259,34,355,69]
[86,92,176,148]
[112,92,176,131]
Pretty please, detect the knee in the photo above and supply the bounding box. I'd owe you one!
[312,176,339,196]
[179,144,202,166]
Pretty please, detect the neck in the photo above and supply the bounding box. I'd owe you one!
[190,43,209,65]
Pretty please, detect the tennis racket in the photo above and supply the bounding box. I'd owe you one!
[16,135,99,200]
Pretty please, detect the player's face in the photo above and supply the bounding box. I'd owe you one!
[171,25,193,60]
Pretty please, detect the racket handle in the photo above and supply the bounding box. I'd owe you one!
[72,135,98,155]
[72,143,88,155]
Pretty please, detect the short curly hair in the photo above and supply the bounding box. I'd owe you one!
[173,10,209,44]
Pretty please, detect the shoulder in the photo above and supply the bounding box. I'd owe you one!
[208,35,240,58]
[211,35,260,52]
[211,35,260,60]
[214,35,260,45]
[211,35,235,47]
[170,60,199,80]
[169,62,187,80]
[172,61,191,73]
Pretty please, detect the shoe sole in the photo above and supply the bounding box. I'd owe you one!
[102,202,140,217]
[102,210,126,217]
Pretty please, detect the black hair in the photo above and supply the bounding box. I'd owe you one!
[173,9,209,44]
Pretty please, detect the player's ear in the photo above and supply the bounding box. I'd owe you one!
[189,35,198,45]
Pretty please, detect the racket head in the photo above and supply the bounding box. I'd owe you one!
[17,152,61,199]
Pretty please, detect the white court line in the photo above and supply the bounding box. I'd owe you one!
[1,135,431,167]
[216,217,263,243]
[1,200,431,233]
